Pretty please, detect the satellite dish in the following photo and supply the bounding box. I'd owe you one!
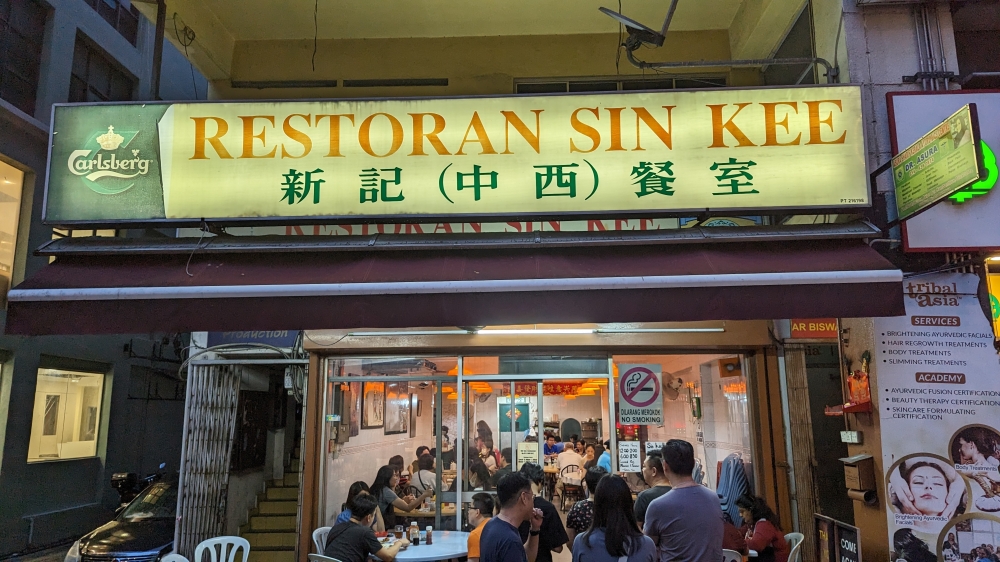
[599,7,665,47]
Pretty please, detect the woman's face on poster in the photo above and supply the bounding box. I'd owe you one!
[908,465,948,515]
[960,438,979,461]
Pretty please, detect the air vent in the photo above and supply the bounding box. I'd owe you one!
[231,80,338,89]
[342,78,448,87]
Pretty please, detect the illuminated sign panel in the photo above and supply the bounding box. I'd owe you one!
[44,86,867,225]
[891,104,984,220]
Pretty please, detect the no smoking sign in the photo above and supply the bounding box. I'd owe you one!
[617,364,664,425]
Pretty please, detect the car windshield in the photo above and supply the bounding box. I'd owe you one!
[119,483,177,521]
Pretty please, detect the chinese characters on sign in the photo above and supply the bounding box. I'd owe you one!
[280,168,324,205]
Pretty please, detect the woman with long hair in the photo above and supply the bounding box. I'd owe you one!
[370,465,432,527]
[566,466,608,550]
[737,496,790,562]
[571,475,656,562]
[583,444,601,470]
[335,481,385,531]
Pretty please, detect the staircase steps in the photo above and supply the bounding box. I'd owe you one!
[240,444,301,562]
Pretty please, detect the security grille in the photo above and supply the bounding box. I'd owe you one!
[173,363,243,557]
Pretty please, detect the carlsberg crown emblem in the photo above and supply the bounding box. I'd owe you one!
[96,125,124,151]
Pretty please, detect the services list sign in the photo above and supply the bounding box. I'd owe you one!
[875,273,1000,562]
[44,86,867,225]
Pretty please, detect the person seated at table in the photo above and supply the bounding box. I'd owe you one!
[468,492,496,562]
[448,453,494,492]
[575,440,587,456]
[570,475,656,562]
[722,513,748,556]
[737,495,789,562]
[597,441,612,472]
[566,466,608,551]
[481,437,499,473]
[325,494,409,562]
[517,463,569,562]
[492,447,513,487]
[544,435,564,460]
[411,454,437,492]
[388,455,409,495]
[583,444,599,470]
[554,443,585,500]
[410,446,431,475]
[371,465,433,527]
[336,481,386,532]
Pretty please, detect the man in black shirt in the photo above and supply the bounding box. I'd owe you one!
[491,447,513,487]
[325,495,409,562]
[481,472,544,562]
[634,451,672,530]
[516,463,569,562]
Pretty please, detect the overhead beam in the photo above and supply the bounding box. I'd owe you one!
[135,0,235,81]
[728,0,808,60]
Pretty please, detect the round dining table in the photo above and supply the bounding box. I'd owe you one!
[393,530,470,562]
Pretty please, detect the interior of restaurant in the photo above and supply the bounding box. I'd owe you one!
[319,353,755,531]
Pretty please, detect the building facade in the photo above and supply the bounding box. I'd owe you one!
[0,0,205,554]
[6,1,1000,561]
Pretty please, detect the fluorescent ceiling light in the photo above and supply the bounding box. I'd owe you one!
[476,328,595,335]
[989,256,1000,262]
[596,328,725,333]
[347,330,471,337]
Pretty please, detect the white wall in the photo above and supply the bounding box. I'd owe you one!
[323,384,436,525]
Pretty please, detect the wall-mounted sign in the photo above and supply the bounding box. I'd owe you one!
[44,86,867,226]
[618,441,641,472]
[790,318,839,339]
[888,91,1000,251]
[617,364,663,425]
[892,104,984,220]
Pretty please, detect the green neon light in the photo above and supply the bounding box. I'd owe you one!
[950,140,998,203]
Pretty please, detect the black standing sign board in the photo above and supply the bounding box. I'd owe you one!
[814,515,862,562]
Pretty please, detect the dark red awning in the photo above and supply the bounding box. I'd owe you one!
[5,239,903,335]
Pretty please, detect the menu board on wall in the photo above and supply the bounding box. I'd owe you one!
[875,273,1000,561]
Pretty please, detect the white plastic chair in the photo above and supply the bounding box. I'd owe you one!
[194,537,250,562]
[312,526,332,554]
[722,549,743,562]
[161,554,190,562]
[785,533,805,562]
[309,554,344,562]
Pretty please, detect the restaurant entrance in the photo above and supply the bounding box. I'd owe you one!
[316,346,761,535]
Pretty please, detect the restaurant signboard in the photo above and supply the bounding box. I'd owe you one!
[891,104,984,221]
[44,86,867,226]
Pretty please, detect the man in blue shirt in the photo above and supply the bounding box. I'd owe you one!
[480,472,544,562]
[543,435,564,459]
[597,440,613,472]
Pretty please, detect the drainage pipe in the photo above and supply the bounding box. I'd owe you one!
[624,50,838,83]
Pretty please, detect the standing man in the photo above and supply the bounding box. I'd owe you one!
[481,472,544,562]
[597,440,613,472]
[643,440,723,562]
[634,451,672,529]
[517,464,569,562]
[467,492,496,562]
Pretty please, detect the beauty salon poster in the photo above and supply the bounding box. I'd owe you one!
[876,273,1000,562]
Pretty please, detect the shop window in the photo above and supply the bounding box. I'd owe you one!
[27,368,106,462]
[514,76,725,94]
[81,0,140,46]
[0,159,23,299]
[69,34,136,103]
[0,0,47,115]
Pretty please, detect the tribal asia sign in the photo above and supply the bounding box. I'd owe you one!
[44,86,867,225]
[617,364,663,425]
[892,104,984,221]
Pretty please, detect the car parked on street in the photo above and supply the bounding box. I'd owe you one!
[65,480,176,562]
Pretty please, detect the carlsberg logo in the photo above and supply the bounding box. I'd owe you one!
[67,126,153,195]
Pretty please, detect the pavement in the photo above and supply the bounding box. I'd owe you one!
[0,544,72,562]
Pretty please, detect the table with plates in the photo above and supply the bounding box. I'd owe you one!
[393,530,470,562]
